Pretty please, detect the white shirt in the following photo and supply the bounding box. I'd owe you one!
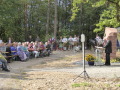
[73,37,77,42]
[62,38,67,43]
[68,37,73,42]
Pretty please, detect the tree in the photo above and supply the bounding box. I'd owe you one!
[0,0,107,42]
[54,0,58,39]
[0,0,25,41]
[71,0,120,33]
[93,0,120,32]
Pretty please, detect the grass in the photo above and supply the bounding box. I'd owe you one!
[72,82,91,87]
[104,84,110,88]
[116,84,120,87]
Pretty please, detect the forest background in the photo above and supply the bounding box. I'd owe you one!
[0,0,120,44]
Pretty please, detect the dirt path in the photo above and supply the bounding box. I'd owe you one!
[0,50,120,90]
[9,50,81,70]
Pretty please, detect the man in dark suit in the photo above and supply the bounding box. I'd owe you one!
[103,36,112,66]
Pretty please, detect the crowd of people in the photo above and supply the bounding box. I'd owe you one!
[58,35,81,51]
[0,40,52,72]
[0,33,118,71]
[0,35,82,72]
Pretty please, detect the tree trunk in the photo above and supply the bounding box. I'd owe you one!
[54,0,58,39]
[116,3,120,22]
[46,0,50,40]
[24,3,28,41]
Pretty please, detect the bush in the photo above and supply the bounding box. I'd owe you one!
[111,57,120,63]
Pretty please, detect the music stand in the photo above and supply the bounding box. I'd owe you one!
[95,46,104,66]
[73,34,89,81]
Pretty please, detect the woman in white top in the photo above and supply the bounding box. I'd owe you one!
[73,35,78,46]
[62,36,67,43]
[62,36,68,50]
[68,36,73,50]
[59,36,63,50]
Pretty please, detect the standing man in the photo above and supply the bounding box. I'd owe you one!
[28,35,34,43]
[8,37,12,44]
[35,35,40,42]
[103,36,112,66]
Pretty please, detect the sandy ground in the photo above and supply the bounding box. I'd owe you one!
[0,50,120,90]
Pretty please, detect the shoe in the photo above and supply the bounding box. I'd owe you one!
[5,69,10,72]
[2,68,10,72]
[104,64,111,66]
[7,61,11,63]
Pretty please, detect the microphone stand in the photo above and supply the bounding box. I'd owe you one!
[73,34,89,81]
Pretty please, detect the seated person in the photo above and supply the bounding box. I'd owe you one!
[39,42,46,57]
[45,41,52,56]
[28,42,34,58]
[17,42,27,61]
[22,42,30,59]
[0,53,10,72]
[28,42,34,51]
[6,43,12,63]
[0,42,6,56]
[33,42,40,58]
[10,43,21,61]
[10,43,17,55]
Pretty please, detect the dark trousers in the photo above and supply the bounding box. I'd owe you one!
[105,53,110,65]
[0,59,8,69]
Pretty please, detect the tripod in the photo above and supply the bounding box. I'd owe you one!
[73,60,89,81]
[73,35,89,81]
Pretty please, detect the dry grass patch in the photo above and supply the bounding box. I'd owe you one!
[31,53,83,68]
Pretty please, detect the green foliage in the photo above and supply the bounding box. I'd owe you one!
[59,28,72,38]
[103,57,120,63]
[116,84,120,87]
[2,0,119,42]
[1,0,79,42]
[72,82,91,87]
[71,0,120,33]
[0,0,25,41]
[94,6,120,32]
[92,0,106,7]
[70,0,88,21]
[0,0,53,42]
[115,57,120,62]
